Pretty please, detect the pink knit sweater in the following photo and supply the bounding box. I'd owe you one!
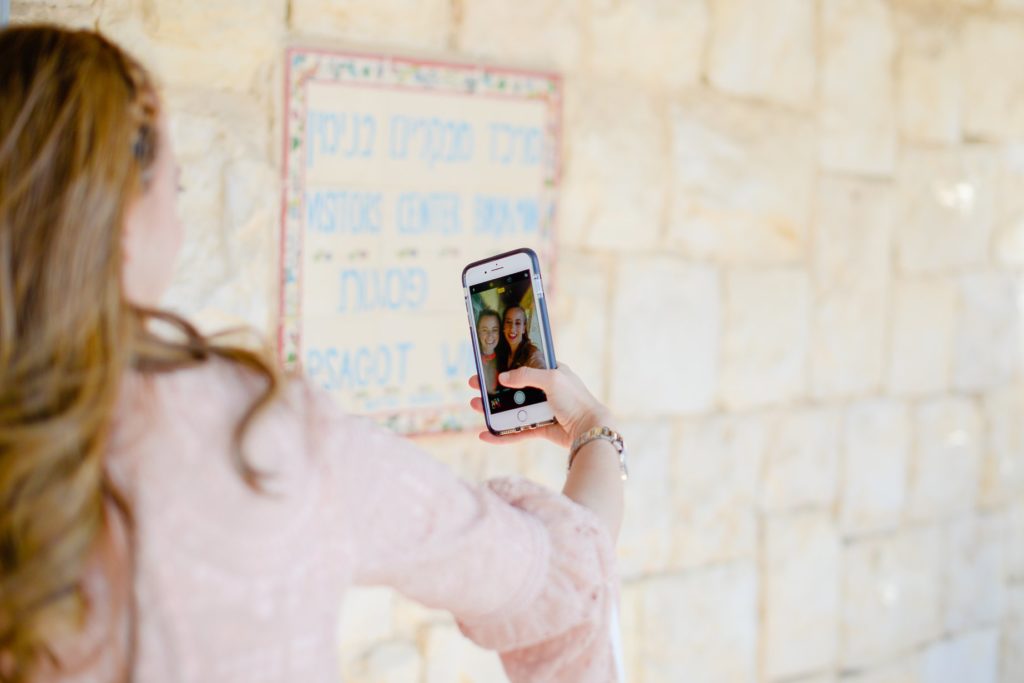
[53,359,618,682]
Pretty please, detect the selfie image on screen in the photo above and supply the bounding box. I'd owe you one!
[470,270,549,413]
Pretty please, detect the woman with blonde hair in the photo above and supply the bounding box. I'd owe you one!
[475,308,502,395]
[0,24,625,683]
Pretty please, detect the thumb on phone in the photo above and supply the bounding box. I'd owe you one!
[498,366,552,391]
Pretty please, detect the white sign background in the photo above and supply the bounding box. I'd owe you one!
[279,48,561,434]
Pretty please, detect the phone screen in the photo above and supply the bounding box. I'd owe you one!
[469,269,550,414]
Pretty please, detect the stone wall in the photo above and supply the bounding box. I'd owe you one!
[9,0,1024,681]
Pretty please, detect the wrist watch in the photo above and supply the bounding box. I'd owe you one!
[568,426,629,481]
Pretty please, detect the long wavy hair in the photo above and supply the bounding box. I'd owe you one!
[495,305,537,372]
[0,25,281,681]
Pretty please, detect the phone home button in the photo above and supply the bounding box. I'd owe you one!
[516,410,528,422]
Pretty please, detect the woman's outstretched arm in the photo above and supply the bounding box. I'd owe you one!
[470,363,625,542]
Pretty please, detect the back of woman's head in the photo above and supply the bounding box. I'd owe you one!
[0,25,158,337]
[1,26,280,681]
[0,25,160,680]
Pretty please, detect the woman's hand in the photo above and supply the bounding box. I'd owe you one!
[467,363,612,448]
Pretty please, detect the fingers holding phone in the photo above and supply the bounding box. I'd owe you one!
[469,364,611,447]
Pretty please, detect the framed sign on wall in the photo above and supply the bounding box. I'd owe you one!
[279,47,561,434]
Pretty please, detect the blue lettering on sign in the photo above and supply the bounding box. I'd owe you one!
[338,267,429,313]
[389,115,474,166]
[306,342,414,391]
[473,195,541,237]
[441,339,476,380]
[306,111,377,167]
[395,192,461,235]
[488,123,543,166]
[306,190,382,234]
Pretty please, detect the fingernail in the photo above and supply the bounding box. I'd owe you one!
[499,372,509,382]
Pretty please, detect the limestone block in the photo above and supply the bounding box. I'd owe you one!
[168,111,220,161]
[142,0,285,47]
[706,0,816,108]
[1007,503,1024,581]
[616,421,675,578]
[608,258,719,416]
[222,158,278,332]
[908,398,982,522]
[338,587,396,654]
[721,268,809,410]
[952,272,1020,392]
[588,0,708,90]
[668,94,815,264]
[981,386,1024,507]
[161,93,276,332]
[546,251,609,400]
[636,563,757,683]
[1003,586,1024,683]
[12,0,93,7]
[111,0,285,94]
[560,82,667,251]
[95,0,137,24]
[224,158,277,232]
[290,0,450,50]
[620,581,645,683]
[762,511,841,680]
[475,442,525,481]
[391,594,448,641]
[344,640,422,683]
[164,90,270,161]
[673,416,763,568]
[457,0,584,72]
[995,145,1024,267]
[820,0,897,177]
[886,278,956,397]
[810,178,891,399]
[163,148,227,321]
[519,438,570,492]
[423,624,505,683]
[996,0,1024,10]
[895,12,962,145]
[887,0,980,6]
[944,515,1006,632]
[839,659,920,683]
[177,144,225,228]
[760,408,841,513]
[962,17,1024,142]
[920,629,999,683]
[840,400,910,537]
[10,2,97,27]
[840,527,943,668]
[895,147,997,274]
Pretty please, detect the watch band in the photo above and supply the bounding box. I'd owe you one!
[568,426,629,481]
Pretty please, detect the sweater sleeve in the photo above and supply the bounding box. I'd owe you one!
[307,385,619,682]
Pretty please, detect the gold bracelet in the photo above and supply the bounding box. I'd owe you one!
[568,426,629,481]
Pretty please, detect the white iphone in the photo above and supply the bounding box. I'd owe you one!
[462,248,557,435]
